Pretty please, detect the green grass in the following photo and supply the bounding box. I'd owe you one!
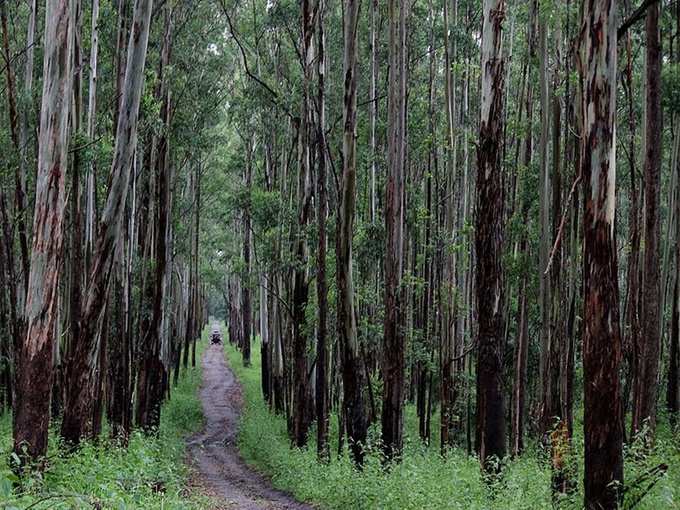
[225,336,679,509]
[0,331,210,509]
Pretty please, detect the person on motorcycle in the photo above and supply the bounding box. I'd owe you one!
[211,330,222,345]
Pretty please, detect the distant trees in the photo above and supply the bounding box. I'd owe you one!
[219,4,674,500]
[4,0,216,467]
[5,0,680,506]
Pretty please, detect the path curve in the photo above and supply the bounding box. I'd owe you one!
[187,336,312,509]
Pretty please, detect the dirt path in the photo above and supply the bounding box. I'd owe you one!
[187,336,313,509]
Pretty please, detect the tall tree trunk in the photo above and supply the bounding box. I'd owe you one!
[136,6,172,431]
[61,0,89,444]
[85,0,100,261]
[338,0,367,466]
[537,11,552,435]
[510,5,535,455]
[382,0,407,462]
[291,0,315,448]
[13,0,72,464]
[61,0,153,446]
[631,2,662,439]
[316,0,330,463]
[475,0,507,470]
[242,138,253,367]
[580,0,624,505]
[622,15,640,432]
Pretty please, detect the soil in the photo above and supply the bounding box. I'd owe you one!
[187,338,313,509]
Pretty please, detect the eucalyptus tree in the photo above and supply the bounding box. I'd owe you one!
[13,0,72,464]
[338,0,368,466]
[580,0,623,505]
[382,0,408,462]
[475,0,508,470]
[60,0,154,445]
[631,0,662,439]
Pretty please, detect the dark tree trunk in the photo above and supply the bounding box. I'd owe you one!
[291,0,315,448]
[580,0,624,505]
[668,278,680,423]
[13,0,72,465]
[107,256,132,442]
[382,0,407,462]
[474,0,507,470]
[242,141,252,367]
[315,0,330,464]
[631,2,662,439]
[136,9,171,430]
[61,0,153,446]
[91,303,109,438]
[338,0,368,466]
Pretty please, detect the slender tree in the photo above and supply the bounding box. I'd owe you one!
[382,0,407,462]
[338,0,368,466]
[316,0,330,463]
[60,0,154,445]
[631,0,662,439]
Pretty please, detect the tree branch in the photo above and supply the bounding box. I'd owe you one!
[219,1,280,104]
[617,0,661,40]
[544,172,582,276]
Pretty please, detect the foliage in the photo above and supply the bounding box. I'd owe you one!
[0,340,209,509]
[225,339,680,509]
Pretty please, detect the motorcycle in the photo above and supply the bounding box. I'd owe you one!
[211,331,222,345]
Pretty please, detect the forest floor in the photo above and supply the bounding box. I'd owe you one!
[187,329,312,509]
[222,336,680,509]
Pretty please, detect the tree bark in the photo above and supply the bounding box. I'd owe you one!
[242,137,253,367]
[475,0,507,470]
[291,0,315,448]
[60,0,154,445]
[631,2,661,439]
[382,0,407,462]
[338,0,368,466]
[580,0,624,505]
[316,0,330,463]
[13,0,72,464]
[136,6,172,431]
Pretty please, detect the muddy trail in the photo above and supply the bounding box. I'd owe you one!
[187,332,313,509]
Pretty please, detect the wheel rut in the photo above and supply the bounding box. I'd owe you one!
[188,333,312,509]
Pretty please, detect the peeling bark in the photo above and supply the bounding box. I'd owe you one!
[13,0,72,465]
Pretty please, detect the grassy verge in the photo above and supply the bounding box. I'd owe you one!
[225,338,678,510]
[0,331,210,509]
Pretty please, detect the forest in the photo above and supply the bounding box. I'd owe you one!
[0,0,678,507]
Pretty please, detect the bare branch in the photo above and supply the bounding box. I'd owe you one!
[544,172,582,276]
[617,0,661,40]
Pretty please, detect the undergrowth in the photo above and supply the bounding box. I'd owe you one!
[0,332,209,509]
[225,337,679,510]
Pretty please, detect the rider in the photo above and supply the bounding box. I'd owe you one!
[211,329,222,344]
